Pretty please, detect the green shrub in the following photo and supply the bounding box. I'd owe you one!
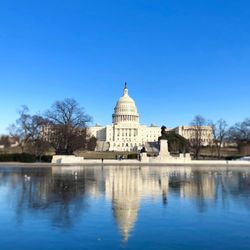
[0,153,36,163]
[19,153,36,162]
[127,153,138,159]
[0,153,54,163]
[225,156,241,160]
[40,155,53,162]
[0,154,12,161]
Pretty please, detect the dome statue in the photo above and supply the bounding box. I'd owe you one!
[112,83,140,124]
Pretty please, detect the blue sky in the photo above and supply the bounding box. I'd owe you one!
[0,0,249,134]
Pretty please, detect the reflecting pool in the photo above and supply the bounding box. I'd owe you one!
[0,166,250,250]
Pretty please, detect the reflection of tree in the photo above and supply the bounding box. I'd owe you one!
[1,167,250,242]
[180,171,216,212]
[1,168,104,229]
[179,170,250,212]
[220,172,250,210]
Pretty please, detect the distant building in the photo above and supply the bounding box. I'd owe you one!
[88,83,213,151]
[173,126,213,147]
[0,136,19,149]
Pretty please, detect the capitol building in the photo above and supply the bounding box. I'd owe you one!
[88,83,213,152]
[88,83,161,151]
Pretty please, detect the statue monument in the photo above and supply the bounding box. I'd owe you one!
[158,126,171,158]
[140,125,192,163]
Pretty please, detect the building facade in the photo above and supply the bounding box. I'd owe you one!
[88,84,161,151]
[88,83,213,152]
[173,126,213,147]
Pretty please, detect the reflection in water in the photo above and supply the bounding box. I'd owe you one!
[1,166,250,242]
[106,167,141,241]
[105,167,174,240]
[180,171,216,212]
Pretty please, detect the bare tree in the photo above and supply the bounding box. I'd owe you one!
[25,140,51,161]
[9,106,45,141]
[190,115,207,159]
[45,98,92,155]
[212,119,228,159]
[8,106,48,157]
[206,121,216,159]
[0,135,11,148]
[86,136,97,151]
[228,118,250,142]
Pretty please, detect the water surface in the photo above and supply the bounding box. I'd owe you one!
[0,166,250,250]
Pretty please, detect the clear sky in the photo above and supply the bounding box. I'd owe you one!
[0,0,250,134]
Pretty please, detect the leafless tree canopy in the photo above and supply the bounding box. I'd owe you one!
[9,106,46,141]
[211,119,228,159]
[8,106,48,155]
[190,115,207,159]
[45,99,91,128]
[7,99,95,157]
[45,98,92,155]
[87,136,98,151]
[228,118,250,142]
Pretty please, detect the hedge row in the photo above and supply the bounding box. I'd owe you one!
[224,156,242,160]
[0,153,52,163]
[127,153,138,159]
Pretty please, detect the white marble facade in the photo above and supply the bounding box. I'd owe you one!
[88,84,161,151]
[88,83,213,152]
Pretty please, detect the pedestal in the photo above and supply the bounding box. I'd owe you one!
[52,155,84,164]
[140,152,149,162]
[159,140,170,158]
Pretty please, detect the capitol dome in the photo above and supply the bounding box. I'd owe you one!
[112,83,139,124]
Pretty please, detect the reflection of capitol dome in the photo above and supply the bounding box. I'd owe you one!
[112,83,139,124]
[105,167,170,241]
[106,167,140,241]
[113,198,139,242]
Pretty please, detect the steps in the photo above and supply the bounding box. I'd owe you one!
[96,141,110,151]
[145,142,159,153]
